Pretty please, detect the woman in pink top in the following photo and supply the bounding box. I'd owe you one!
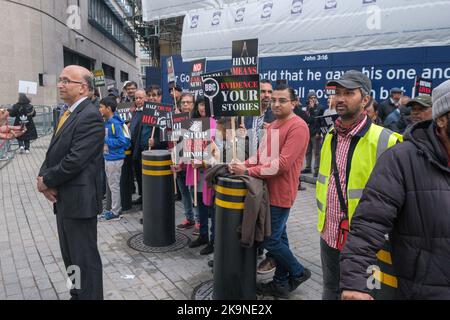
[185,97,216,255]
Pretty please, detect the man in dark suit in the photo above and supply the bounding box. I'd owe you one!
[37,65,104,300]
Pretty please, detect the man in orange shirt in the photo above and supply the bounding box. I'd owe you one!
[229,84,311,298]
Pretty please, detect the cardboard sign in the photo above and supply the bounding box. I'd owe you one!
[18,81,37,95]
[167,57,176,83]
[116,102,133,123]
[142,102,173,129]
[204,74,260,117]
[170,113,190,141]
[325,85,337,96]
[414,76,432,97]
[180,118,211,160]
[231,39,258,75]
[316,113,339,135]
[190,59,207,92]
[93,69,106,87]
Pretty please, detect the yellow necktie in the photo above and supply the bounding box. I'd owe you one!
[56,110,71,134]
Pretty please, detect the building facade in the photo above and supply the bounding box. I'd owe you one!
[0,0,141,105]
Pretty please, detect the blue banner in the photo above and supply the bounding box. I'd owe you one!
[155,45,450,106]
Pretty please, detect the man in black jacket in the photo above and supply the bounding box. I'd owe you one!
[378,87,403,122]
[37,65,104,300]
[302,90,325,177]
[340,79,450,300]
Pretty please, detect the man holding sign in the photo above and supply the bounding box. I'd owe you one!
[229,84,311,298]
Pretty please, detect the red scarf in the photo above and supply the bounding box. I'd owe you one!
[334,111,367,137]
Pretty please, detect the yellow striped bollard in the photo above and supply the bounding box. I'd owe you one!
[372,238,398,300]
[142,150,175,247]
[213,177,256,300]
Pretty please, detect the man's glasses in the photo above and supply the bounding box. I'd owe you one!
[58,78,86,86]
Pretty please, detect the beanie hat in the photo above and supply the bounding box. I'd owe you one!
[432,79,450,120]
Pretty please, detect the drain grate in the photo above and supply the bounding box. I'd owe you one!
[127,232,190,253]
[191,280,214,300]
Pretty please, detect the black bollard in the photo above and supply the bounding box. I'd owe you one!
[120,149,133,211]
[372,236,398,300]
[142,150,175,247]
[213,177,256,300]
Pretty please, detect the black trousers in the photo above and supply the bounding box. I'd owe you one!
[132,157,143,197]
[120,154,134,210]
[320,238,341,300]
[56,214,103,300]
[18,140,31,150]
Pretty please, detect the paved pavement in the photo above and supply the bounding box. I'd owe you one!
[0,134,323,300]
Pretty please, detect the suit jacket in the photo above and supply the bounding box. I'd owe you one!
[39,98,104,219]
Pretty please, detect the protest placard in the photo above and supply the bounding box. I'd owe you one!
[414,76,433,97]
[204,74,260,117]
[231,39,258,75]
[116,102,133,123]
[93,69,106,87]
[190,59,207,98]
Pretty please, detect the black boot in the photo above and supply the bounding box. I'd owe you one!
[189,234,209,248]
[200,241,214,255]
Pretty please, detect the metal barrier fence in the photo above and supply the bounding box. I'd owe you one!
[0,104,55,164]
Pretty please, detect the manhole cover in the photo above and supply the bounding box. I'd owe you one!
[127,232,190,253]
[192,280,214,300]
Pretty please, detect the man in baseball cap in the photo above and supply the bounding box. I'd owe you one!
[326,70,372,121]
[407,95,433,124]
[316,70,402,300]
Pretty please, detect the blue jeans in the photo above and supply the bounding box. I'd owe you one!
[263,206,304,285]
[192,191,215,242]
[176,172,195,221]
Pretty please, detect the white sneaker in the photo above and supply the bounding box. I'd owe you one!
[25,150,30,154]
[19,146,24,154]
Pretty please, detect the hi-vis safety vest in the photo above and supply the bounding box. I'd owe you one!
[316,122,403,232]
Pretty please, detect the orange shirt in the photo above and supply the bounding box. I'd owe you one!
[246,115,310,208]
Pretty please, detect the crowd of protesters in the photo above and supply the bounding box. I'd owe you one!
[27,63,450,301]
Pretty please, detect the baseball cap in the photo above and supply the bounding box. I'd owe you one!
[122,81,131,89]
[390,87,404,94]
[326,70,372,94]
[406,95,432,108]
[307,90,317,98]
[168,83,182,93]
[107,88,120,98]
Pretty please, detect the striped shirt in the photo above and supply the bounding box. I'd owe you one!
[321,116,368,249]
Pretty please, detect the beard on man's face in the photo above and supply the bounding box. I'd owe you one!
[446,116,450,139]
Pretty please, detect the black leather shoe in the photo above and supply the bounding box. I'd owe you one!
[256,281,290,299]
[189,235,209,248]
[289,268,311,292]
[208,260,214,268]
[132,197,142,205]
[200,242,214,255]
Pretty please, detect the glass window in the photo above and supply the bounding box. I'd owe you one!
[88,0,135,54]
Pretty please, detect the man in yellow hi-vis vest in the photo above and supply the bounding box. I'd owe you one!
[316,70,402,300]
